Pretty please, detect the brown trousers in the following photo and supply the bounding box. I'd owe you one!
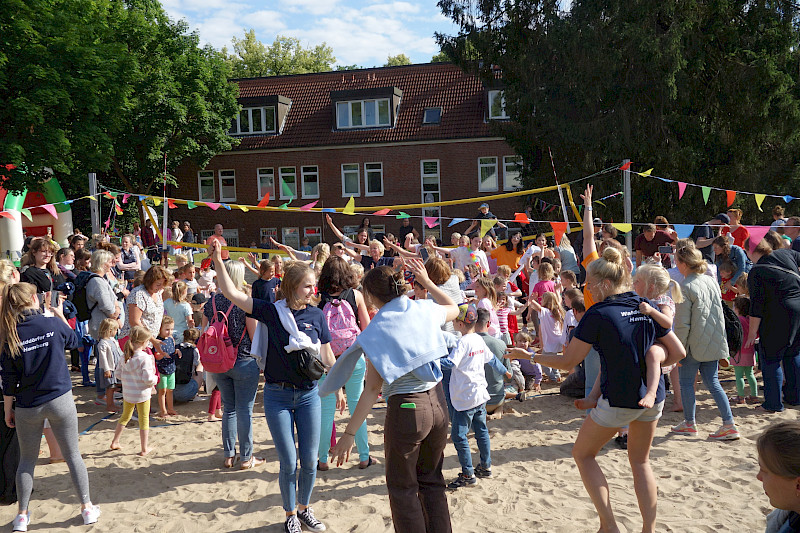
[384,382,452,533]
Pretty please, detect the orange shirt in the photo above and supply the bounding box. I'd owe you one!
[206,234,229,260]
[582,250,599,309]
[490,246,523,269]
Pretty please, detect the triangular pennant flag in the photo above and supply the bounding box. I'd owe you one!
[104,217,111,229]
[187,201,197,210]
[20,208,31,222]
[678,182,687,199]
[701,186,711,204]
[550,222,568,245]
[784,195,796,204]
[222,204,232,210]
[396,212,410,219]
[114,202,123,215]
[514,213,531,224]
[278,203,289,210]
[257,192,270,208]
[611,223,632,234]
[167,199,178,209]
[138,195,146,201]
[342,197,356,215]
[281,181,295,201]
[152,198,162,206]
[205,202,220,211]
[42,204,58,219]
[300,201,318,211]
[424,217,439,229]
[638,168,653,177]
[373,208,391,216]
[238,205,249,212]
[619,161,632,171]
[0,212,14,220]
[479,219,497,238]
[448,218,467,227]
[673,224,695,239]
[755,194,766,212]
[726,190,736,207]
[595,200,606,207]
[746,226,771,254]
[122,193,130,204]
[103,191,114,199]
[85,195,97,202]
[322,208,337,213]
[656,177,674,183]
[64,200,74,205]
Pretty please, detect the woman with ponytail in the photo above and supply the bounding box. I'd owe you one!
[0,283,100,531]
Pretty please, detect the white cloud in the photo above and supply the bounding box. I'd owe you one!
[278,0,340,16]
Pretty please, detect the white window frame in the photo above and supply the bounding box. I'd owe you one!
[282,227,300,249]
[503,155,523,191]
[341,163,360,197]
[279,167,297,200]
[198,170,215,202]
[218,169,236,202]
[304,226,323,247]
[478,157,499,192]
[336,98,391,129]
[488,90,509,120]
[364,162,384,197]
[300,165,320,199]
[230,106,277,135]
[257,167,274,201]
[260,228,277,241]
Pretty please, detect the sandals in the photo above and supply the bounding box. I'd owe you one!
[223,456,238,469]
[358,456,379,469]
[240,456,265,470]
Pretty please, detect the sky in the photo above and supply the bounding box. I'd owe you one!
[160,0,461,68]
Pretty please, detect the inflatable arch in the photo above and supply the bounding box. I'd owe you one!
[0,177,74,262]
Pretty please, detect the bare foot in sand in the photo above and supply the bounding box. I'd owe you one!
[109,444,121,451]
[167,410,178,416]
[638,391,657,409]
[138,449,152,457]
[207,415,222,422]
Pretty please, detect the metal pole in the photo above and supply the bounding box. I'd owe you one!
[623,159,632,254]
[548,147,571,237]
[89,173,100,235]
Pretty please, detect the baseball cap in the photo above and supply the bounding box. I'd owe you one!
[479,202,489,209]
[191,293,207,305]
[456,303,478,324]
[713,213,731,225]
[593,217,603,226]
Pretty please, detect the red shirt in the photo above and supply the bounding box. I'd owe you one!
[634,230,675,267]
[206,234,229,260]
[730,226,750,249]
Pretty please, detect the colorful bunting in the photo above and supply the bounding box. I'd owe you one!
[373,208,391,216]
[278,203,289,210]
[424,217,439,229]
[550,222,568,245]
[205,202,220,211]
[42,204,58,219]
[448,218,467,227]
[638,168,653,177]
[619,161,632,171]
[726,190,736,207]
[152,198,162,206]
[701,186,711,205]
[103,191,114,199]
[678,182,687,199]
[299,201,318,211]
[222,204,232,210]
[785,195,796,204]
[514,213,531,224]
[322,208,337,213]
[396,212,410,219]
[238,205,249,212]
[138,195,146,201]
[611,223,632,234]
[673,224,695,239]
[0,212,14,220]
[341,197,355,215]
[114,202,123,215]
[257,193,270,208]
[187,201,197,210]
[755,194,766,212]
[280,181,295,201]
[122,194,130,204]
[20,209,31,222]
[746,226,771,254]
[479,219,497,238]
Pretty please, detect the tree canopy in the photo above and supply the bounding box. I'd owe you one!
[384,54,412,66]
[437,0,800,224]
[225,32,336,78]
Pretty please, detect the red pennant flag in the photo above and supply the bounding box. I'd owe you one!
[678,182,687,199]
[102,191,114,199]
[114,202,123,215]
[372,208,391,216]
[619,162,632,171]
[746,226,771,254]
[257,193,270,208]
[550,221,568,246]
[0,212,14,220]
[726,190,736,207]
[167,199,178,209]
[514,212,530,224]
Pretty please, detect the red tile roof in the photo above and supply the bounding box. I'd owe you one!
[233,63,496,150]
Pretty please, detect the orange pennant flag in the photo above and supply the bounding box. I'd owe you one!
[514,212,530,224]
[550,221,568,246]
[257,193,270,208]
[726,190,736,207]
[0,212,14,220]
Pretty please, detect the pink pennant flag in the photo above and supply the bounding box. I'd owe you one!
[677,182,687,199]
[0,212,14,220]
[122,193,130,204]
[746,226,771,254]
[42,204,58,219]
[204,202,221,211]
[372,208,391,216]
[104,217,111,229]
[300,201,318,211]
[424,216,439,229]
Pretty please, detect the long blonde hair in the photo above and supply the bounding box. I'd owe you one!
[0,283,38,358]
[633,263,684,304]
[172,281,189,304]
[586,247,632,300]
[123,326,152,362]
[473,277,498,307]
[541,291,565,328]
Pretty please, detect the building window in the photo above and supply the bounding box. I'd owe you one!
[421,160,442,240]
[365,162,384,197]
[260,228,277,242]
[304,227,322,247]
[301,166,319,199]
[478,157,499,192]
[341,163,360,197]
[423,107,442,124]
[279,167,297,200]
[230,106,276,135]
[336,99,391,129]
[257,168,274,201]
[282,227,300,249]
[488,90,508,120]
[198,170,215,202]
[503,156,522,190]
[200,228,239,247]
[219,170,236,202]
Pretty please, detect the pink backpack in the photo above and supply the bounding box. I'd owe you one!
[198,296,246,373]
[322,290,360,356]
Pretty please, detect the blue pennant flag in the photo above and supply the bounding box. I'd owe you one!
[784,195,796,203]
[222,204,231,210]
[138,195,146,201]
[673,224,695,239]
[448,218,468,227]
[321,208,337,213]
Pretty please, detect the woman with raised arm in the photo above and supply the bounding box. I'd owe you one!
[326,259,459,533]
[208,239,343,533]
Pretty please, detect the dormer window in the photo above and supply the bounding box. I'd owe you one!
[331,86,402,131]
[488,90,509,120]
[230,95,291,136]
[423,107,442,124]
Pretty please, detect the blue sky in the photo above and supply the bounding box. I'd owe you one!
[161,0,461,67]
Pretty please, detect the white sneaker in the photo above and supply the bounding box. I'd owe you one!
[82,505,100,525]
[12,513,30,532]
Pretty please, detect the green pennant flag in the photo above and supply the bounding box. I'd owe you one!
[20,208,32,222]
[396,211,410,219]
[281,180,294,203]
[279,203,289,210]
[702,186,711,204]
[187,201,197,210]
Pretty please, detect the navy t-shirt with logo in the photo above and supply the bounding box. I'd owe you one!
[572,291,670,409]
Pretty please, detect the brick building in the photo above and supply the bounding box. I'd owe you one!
[171,62,525,248]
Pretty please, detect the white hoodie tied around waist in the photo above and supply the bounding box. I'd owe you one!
[250,299,320,370]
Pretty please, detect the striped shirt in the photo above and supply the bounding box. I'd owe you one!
[117,350,158,404]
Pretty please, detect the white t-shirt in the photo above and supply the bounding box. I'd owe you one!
[451,247,490,274]
[448,333,493,411]
[538,309,567,353]
[565,309,578,329]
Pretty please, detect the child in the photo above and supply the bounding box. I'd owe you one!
[731,296,758,404]
[734,272,749,297]
[634,263,684,408]
[250,260,279,303]
[96,318,123,413]
[174,254,189,271]
[110,326,158,456]
[472,277,500,338]
[531,261,558,304]
[562,288,582,331]
[271,255,284,279]
[446,304,501,489]
[176,263,199,295]
[164,281,194,344]
[560,270,577,292]
[527,292,565,383]
[197,261,217,297]
[513,331,542,392]
[155,316,179,417]
[719,260,737,305]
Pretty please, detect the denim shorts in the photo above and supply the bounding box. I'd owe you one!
[590,396,664,428]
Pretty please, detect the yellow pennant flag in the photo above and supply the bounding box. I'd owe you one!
[342,196,356,215]
[611,223,632,234]
[152,198,162,206]
[480,218,497,238]
[638,168,653,177]
[238,205,249,213]
[754,194,766,212]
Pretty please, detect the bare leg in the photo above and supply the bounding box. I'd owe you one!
[639,346,665,409]
[157,389,167,417]
[627,419,659,533]
[668,366,683,412]
[138,429,150,456]
[105,385,118,413]
[166,390,177,416]
[109,424,124,450]
[571,416,621,532]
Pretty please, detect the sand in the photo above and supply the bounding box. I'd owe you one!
[1,367,796,532]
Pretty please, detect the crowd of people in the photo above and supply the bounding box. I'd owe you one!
[0,190,798,533]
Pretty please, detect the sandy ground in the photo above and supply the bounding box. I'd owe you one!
[0,366,796,532]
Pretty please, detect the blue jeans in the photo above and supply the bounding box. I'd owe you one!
[679,354,734,425]
[263,382,321,512]
[318,356,370,463]
[214,357,260,461]
[173,379,199,403]
[450,402,490,477]
[761,350,800,411]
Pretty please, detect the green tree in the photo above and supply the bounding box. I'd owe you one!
[336,64,362,71]
[430,50,451,63]
[437,0,800,224]
[384,54,412,66]
[226,31,336,78]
